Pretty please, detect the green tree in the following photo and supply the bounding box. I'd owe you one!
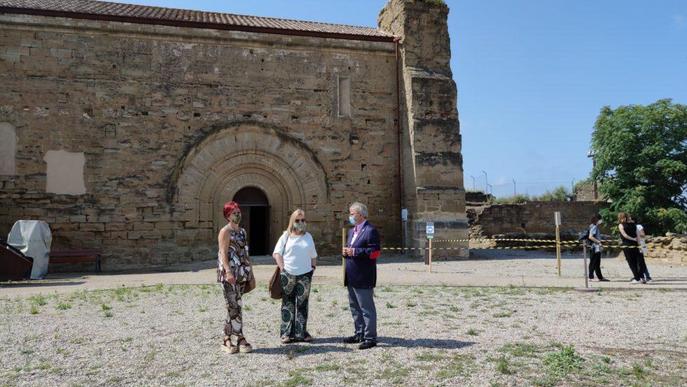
[535,186,570,202]
[591,99,687,234]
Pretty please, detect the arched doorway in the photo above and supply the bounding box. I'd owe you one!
[233,187,270,255]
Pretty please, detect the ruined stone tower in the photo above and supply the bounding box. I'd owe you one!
[379,0,468,256]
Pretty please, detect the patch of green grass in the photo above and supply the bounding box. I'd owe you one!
[466,328,478,336]
[493,310,513,318]
[416,352,445,362]
[101,304,112,311]
[495,356,513,375]
[104,310,113,318]
[386,302,396,309]
[436,354,474,380]
[56,301,72,310]
[30,305,39,315]
[313,363,340,372]
[541,345,584,383]
[405,302,417,308]
[144,348,157,363]
[29,295,48,306]
[631,362,647,381]
[499,342,538,358]
[449,305,461,313]
[283,369,312,387]
[379,363,410,385]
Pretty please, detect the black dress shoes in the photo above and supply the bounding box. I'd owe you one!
[358,340,377,350]
[343,335,362,344]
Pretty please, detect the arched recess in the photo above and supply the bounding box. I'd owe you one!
[171,122,329,249]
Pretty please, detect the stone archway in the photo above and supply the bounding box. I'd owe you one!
[171,122,329,250]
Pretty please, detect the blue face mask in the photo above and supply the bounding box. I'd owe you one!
[348,215,356,225]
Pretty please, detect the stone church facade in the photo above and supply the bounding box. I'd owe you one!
[0,0,466,268]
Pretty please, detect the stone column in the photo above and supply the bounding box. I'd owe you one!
[379,0,468,258]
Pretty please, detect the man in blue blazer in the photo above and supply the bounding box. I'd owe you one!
[342,202,381,350]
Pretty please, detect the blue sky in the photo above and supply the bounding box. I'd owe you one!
[124,0,687,197]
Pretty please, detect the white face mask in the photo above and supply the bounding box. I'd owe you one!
[597,219,603,225]
[294,222,307,232]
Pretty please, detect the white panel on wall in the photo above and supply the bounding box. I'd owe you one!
[43,150,87,195]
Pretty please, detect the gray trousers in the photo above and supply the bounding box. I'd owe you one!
[347,286,377,341]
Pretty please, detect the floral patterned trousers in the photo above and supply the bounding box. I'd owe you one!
[280,270,313,339]
[222,282,246,343]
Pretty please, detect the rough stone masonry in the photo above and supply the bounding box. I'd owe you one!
[0,0,466,269]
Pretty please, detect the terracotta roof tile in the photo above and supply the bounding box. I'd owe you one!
[0,0,395,41]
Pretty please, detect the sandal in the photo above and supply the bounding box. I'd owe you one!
[222,336,238,354]
[281,336,294,344]
[302,333,314,343]
[238,337,253,353]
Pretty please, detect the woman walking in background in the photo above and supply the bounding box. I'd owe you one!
[273,209,318,344]
[217,201,254,353]
[618,212,645,284]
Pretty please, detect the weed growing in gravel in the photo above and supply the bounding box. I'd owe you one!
[539,345,584,385]
[493,311,513,318]
[631,362,647,380]
[499,342,538,358]
[379,362,410,384]
[56,302,72,310]
[466,328,478,336]
[104,310,113,318]
[406,301,417,308]
[495,355,512,375]
[30,305,39,315]
[283,369,312,387]
[313,363,340,372]
[436,354,475,380]
[416,351,446,362]
[29,295,48,306]
[386,302,396,309]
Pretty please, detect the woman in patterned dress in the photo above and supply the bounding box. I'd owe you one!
[272,209,318,343]
[217,201,254,353]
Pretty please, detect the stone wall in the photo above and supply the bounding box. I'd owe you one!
[645,235,687,265]
[0,13,401,268]
[472,201,604,237]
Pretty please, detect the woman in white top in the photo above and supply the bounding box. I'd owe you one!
[272,209,318,343]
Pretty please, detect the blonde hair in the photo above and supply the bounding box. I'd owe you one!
[617,212,629,224]
[285,208,306,234]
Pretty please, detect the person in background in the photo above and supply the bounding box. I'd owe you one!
[588,215,609,281]
[342,202,381,350]
[618,212,646,284]
[272,209,318,344]
[634,219,652,283]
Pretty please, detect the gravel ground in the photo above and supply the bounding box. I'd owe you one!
[1,282,686,386]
